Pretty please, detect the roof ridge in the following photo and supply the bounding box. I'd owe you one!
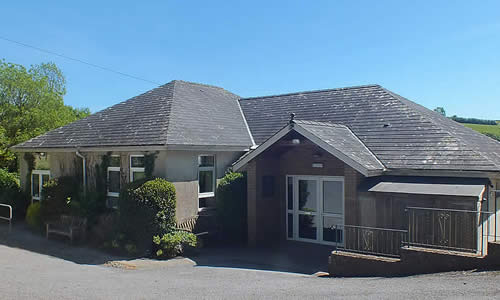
[239,84,381,101]
[380,86,499,169]
[162,80,177,145]
[293,119,347,128]
[172,80,240,98]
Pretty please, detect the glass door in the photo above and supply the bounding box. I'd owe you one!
[297,178,318,241]
[321,179,344,244]
[286,175,344,245]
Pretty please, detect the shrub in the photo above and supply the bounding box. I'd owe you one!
[118,178,176,250]
[40,176,80,222]
[0,168,29,218]
[26,202,42,229]
[216,172,247,242]
[153,231,197,259]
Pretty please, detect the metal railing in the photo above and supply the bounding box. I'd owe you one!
[406,207,492,256]
[334,224,408,258]
[0,204,12,232]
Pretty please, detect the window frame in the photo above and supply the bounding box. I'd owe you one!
[107,155,121,198]
[31,169,51,203]
[129,154,145,182]
[198,154,216,200]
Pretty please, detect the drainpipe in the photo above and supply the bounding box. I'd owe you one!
[75,150,87,198]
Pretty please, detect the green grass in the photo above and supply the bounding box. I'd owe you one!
[463,123,500,141]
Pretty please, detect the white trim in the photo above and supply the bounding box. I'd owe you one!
[233,122,384,176]
[236,99,256,147]
[129,154,145,182]
[286,175,345,246]
[198,154,216,210]
[233,124,292,171]
[31,170,51,202]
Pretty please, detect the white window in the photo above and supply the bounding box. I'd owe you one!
[198,155,215,206]
[107,155,121,208]
[31,170,50,202]
[130,155,146,182]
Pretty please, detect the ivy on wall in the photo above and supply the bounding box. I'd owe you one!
[23,153,35,193]
[144,152,158,179]
[94,152,111,199]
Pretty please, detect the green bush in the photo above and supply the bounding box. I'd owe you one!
[26,202,42,229]
[0,168,29,218]
[40,176,80,222]
[118,178,176,250]
[153,231,197,259]
[216,172,247,242]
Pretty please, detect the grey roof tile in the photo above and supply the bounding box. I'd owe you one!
[294,120,385,171]
[239,85,500,172]
[13,80,253,149]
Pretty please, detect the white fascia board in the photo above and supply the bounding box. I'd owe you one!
[233,124,292,171]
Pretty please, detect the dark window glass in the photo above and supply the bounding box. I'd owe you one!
[287,177,293,210]
[110,156,121,168]
[108,171,121,193]
[199,170,214,193]
[299,214,317,240]
[288,213,293,238]
[198,155,214,167]
[32,174,39,197]
[131,156,145,168]
[132,171,145,182]
[298,180,316,212]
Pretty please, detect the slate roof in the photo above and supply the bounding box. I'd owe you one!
[239,85,500,172]
[13,80,254,149]
[293,120,385,172]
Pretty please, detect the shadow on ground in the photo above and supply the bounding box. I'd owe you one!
[0,222,124,265]
[188,241,333,275]
[0,223,333,274]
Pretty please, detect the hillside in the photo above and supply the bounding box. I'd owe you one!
[463,123,500,142]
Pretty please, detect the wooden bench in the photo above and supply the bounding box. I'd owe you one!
[46,215,87,243]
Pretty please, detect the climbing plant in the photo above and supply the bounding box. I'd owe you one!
[23,153,35,193]
[94,152,111,199]
[144,152,158,178]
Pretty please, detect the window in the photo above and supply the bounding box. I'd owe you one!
[107,155,121,208]
[31,170,50,202]
[198,155,215,203]
[130,155,145,182]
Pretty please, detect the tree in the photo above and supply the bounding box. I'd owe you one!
[433,107,446,116]
[0,60,90,171]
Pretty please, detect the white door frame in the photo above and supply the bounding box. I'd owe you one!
[285,175,345,246]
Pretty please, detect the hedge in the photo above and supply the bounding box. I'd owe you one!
[0,168,29,218]
[118,178,176,250]
[216,172,247,242]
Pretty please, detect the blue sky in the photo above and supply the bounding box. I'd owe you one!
[1,1,499,119]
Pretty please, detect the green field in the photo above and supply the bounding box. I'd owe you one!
[463,123,500,141]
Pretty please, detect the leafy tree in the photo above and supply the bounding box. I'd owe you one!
[0,60,90,171]
[434,107,446,116]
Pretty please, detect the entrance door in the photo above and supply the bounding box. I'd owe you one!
[286,175,344,245]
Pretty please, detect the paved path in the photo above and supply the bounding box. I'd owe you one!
[1,225,500,299]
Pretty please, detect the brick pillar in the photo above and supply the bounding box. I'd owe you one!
[247,160,257,246]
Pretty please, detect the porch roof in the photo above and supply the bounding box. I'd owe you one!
[359,176,488,197]
[233,119,386,177]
